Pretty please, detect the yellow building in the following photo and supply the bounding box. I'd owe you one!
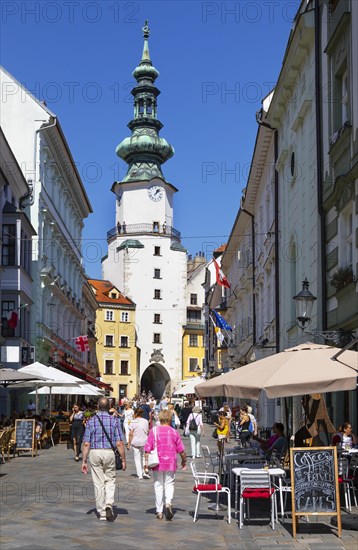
[182,323,205,380]
[88,279,138,402]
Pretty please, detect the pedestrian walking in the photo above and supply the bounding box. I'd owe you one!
[69,404,85,461]
[144,409,186,521]
[185,405,204,458]
[127,407,150,479]
[123,402,134,443]
[81,397,126,522]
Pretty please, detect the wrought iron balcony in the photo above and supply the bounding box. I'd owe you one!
[107,222,181,243]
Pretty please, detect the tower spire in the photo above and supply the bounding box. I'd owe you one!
[116,22,174,183]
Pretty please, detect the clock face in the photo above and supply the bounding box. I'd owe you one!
[148,185,164,202]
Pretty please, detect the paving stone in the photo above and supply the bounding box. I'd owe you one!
[0,432,357,549]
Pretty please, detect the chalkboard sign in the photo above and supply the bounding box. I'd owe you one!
[290,447,341,537]
[15,419,37,457]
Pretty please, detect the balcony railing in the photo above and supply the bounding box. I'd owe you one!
[107,223,181,243]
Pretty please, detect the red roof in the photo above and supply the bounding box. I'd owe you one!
[213,243,227,256]
[88,279,134,306]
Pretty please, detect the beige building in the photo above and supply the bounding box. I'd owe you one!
[88,279,138,402]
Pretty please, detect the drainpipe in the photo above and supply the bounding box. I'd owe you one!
[315,0,326,332]
[240,208,256,347]
[256,109,279,354]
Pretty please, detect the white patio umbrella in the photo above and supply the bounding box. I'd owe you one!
[195,342,358,400]
[0,368,47,388]
[30,384,103,396]
[173,377,205,396]
[16,362,84,412]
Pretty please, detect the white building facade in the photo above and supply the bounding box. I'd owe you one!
[0,67,93,391]
[102,24,187,398]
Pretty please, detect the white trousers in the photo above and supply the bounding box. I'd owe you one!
[89,449,116,517]
[152,470,175,513]
[132,445,144,478]
[189,431,201,458]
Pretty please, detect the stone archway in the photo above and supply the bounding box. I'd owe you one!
[141,363,170,399]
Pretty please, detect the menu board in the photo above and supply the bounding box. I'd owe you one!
[15,419,36,456]
[290,447,341,537]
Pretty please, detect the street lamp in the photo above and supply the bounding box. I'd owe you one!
[293,278,316,329]
[293,278,355,347]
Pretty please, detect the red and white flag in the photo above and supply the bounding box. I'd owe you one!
[7,311,18,329]
[213,258,231,289]
[75,335,90,352]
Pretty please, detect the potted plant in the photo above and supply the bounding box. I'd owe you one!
[330,266,354,292]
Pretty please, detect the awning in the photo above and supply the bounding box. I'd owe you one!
[58,361,113,391]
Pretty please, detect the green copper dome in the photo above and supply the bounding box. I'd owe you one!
[116,21,174,183]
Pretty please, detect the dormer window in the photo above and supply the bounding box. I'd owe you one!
[111,292,116,299]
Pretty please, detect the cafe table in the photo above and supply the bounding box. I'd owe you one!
[224,453,262,488]
[232,465,286,520]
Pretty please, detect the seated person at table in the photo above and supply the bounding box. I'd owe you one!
[265,423,287,459]
[253,422,279,450]
[332,422,358,449]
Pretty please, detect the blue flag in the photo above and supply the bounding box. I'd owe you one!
[212,310,232,332]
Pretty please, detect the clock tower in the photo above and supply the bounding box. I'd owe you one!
[102,22,187,398]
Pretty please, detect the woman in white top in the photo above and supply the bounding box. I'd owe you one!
[127,408,150,479]
[185,406,204,458]
[123,402,134,443]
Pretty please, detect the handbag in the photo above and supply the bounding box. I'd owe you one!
[96,415,123,471]
[147,427,159,469]
[212,428,218,439]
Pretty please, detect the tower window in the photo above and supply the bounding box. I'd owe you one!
[154,268,161,279]
[154,313,161,324]
[139,101,144,114]
[146,102,152,114]
[190,294,198,305]
[154,289,161,300]
[154,246,161,256]
[153,333,161,344]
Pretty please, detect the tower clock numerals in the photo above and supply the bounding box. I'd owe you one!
[148,185,164,202]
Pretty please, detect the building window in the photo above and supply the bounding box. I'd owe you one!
[105,335,114,347]
[341,208,353,269]
[153,333,161,344]
[120,336,129,348]
[154,313,161,324]
[1,301,16,337]
[154,246,161,256]
[111,292,116,298]
[153,221,159,233]
[190,293,197,305]
[120,361,129,375]
[105,310,114,321]
[104,360,113,375]
[154,268,161,279]
[2,224,16,266]
[154,289,161,300]
[119,384,127,398]
[121,311,129,322]
[187,309,201,323]
[189,358,199,372]
[189,334,198,347]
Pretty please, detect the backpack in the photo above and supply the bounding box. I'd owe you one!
[189,414,198,431]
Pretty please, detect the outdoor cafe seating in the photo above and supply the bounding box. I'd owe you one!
[190,461,231,524]
[238,469,278,529]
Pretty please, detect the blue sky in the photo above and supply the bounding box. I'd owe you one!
[1,0,300,278]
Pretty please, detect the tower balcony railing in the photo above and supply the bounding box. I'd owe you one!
[107,222,181,243]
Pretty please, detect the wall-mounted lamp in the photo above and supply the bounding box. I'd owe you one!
[293,278,316,329]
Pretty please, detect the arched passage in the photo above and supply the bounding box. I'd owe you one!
[141,363,170,399]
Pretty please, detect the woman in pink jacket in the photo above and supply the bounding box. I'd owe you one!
[144,409,187,520]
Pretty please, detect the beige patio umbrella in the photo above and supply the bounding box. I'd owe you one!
[195,342,358,400]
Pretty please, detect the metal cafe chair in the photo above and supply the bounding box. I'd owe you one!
[239,469,277,530]
[202,445,220,473]
[190,461,231,524]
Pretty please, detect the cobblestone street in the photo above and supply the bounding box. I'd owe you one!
[1,433,357,550]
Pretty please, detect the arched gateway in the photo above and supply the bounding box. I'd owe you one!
[141,363,170,399]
